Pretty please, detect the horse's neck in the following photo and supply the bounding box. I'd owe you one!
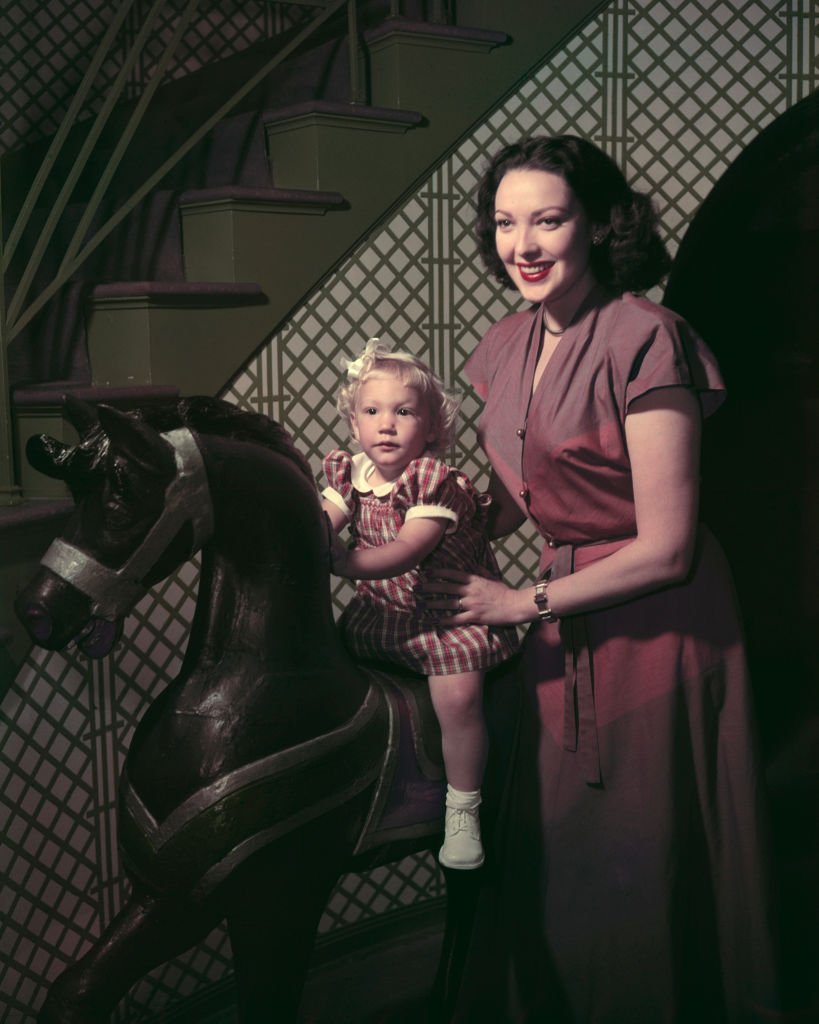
[192,545,336,664]
[175,439,370,730]
[182,541,368,739]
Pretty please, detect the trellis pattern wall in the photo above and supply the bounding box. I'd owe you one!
[3,0,817,1019]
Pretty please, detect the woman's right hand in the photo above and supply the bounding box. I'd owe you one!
[418,568,536,627]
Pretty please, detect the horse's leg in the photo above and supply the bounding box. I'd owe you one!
[428,866,485,1024]
[38,887,222,1024]
[226,801,367,1023]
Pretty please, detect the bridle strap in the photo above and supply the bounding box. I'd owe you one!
[40,428,213,620]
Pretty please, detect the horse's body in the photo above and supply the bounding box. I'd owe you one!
[15,397,497,1022]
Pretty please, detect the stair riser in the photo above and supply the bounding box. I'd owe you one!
[368,32,504,110]
[87,301,273,394]
[266,115,418,192]
[181,204,337,283]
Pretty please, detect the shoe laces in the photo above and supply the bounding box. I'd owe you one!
[446,806,479,838]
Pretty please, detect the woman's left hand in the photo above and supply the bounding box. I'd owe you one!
[417,568,527,626]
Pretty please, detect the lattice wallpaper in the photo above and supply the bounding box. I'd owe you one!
[2,0,817,1019]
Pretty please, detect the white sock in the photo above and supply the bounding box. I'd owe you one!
[446,784,481,810]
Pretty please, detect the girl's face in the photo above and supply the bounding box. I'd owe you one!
[494,168,599,312]
[351,373,435,483]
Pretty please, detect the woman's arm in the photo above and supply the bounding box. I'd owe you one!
[424,387,702,625]
[334,516,449,580]
[545,385,701,613]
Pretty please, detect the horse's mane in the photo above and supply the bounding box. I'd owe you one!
[133,396,314,483]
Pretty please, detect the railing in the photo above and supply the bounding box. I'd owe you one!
[0,0,439,506]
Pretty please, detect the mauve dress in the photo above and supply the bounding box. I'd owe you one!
[457,289,779,1023]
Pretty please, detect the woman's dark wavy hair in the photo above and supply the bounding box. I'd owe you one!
[475,135,671,293]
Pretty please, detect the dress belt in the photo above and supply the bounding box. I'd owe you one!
[545,538,629,788]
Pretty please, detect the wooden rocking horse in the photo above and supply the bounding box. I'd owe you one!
[15,395,518,1023]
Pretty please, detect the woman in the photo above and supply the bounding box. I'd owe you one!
[423,136,779,1022]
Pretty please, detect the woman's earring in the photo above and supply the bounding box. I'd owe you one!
[592,230,606,246]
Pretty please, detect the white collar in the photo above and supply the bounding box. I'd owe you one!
[350,451,398,497]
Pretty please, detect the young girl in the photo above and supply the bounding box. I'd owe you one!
[321,339,518,870]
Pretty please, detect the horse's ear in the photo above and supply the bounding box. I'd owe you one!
[26,434,74,480]
[97,405,175,474]
[63,395,100,437]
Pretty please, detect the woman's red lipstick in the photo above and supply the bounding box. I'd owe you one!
[518,262,552,282]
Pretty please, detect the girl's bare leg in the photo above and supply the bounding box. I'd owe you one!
[428,671,487,790]
[429,671,487,869]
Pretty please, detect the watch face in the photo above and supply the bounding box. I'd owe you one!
[534,582,555,621]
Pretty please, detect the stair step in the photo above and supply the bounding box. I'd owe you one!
[264,100,423,191]
[365,18,509,113]
[87,282,270,392]
[366,18,509,47]
[13,383,180,499]
[178,186,347,282]
[91,281,267,306]
[179,185,347,211]
[265,99,425,129]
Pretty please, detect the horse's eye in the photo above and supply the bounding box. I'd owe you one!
[105,461,136,511]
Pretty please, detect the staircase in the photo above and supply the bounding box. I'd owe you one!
[1,0,606,669]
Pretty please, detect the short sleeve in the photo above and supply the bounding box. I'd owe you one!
[624,313,726,418]
[322,449,354,519]
[393,457,471,533]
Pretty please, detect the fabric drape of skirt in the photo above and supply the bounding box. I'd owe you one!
[452,529,780,1023]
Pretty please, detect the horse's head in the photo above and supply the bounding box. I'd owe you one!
[15,398,213,658]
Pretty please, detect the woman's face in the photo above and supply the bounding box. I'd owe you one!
[494,168,598,310]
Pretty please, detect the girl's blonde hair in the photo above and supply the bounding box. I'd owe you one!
[337,339,460,455]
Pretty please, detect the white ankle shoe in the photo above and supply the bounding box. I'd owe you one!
[439,804,485,870]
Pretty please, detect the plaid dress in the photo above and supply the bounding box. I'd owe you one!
[322,450,519,676]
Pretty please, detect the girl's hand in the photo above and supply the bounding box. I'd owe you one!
[417,568,531,626]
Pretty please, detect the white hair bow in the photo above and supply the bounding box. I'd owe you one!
[344,336,387,379]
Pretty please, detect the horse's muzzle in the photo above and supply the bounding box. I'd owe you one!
[18,603,55,644]
[15,568,95,651]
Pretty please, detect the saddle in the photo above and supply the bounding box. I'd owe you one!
[116,667,446,896]
[353,666,446,856]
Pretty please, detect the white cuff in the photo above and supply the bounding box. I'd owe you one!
[406,504,458,534]
[321,486,353,519]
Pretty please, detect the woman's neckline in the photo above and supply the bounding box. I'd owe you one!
[539,280,603,335]
[529,284,607,395]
